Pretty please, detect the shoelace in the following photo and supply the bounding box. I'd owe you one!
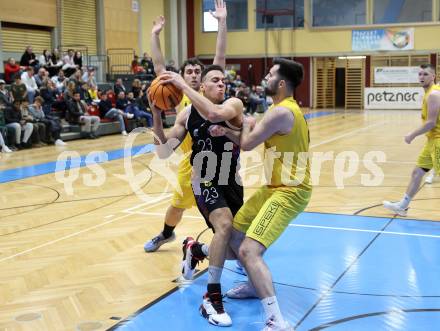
[152,235,163,245]
[209,293,225,314]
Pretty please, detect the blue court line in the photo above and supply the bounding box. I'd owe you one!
[0,144,155,184]
[0,111,334,184]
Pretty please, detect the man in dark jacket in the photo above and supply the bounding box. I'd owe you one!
[66,91,100,139]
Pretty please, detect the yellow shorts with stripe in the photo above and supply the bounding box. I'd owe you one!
[171,156,196,209]
[233,186,312,248]
[416,138,440,174]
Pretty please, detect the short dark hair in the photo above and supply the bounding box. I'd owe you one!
[201,64,224,81]
[273,58,303,90]
[179,57,204,77]
[420,63,436,72]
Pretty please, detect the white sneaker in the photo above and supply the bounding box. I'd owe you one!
[200,292,232,327]
[1,145,12,153]
[226,282,258,299]
[383,200,408,217]
[181,237,205,280]
[262,318,294,331]
[55,139,67,146]
[122,130,128,136]
[127,113,134,119]
[425,170,435,184]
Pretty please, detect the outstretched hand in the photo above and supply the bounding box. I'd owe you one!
[210,0,227,20]
[159,71,187,90]
[152,16,165,35]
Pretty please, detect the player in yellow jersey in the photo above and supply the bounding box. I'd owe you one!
[186,58,311,331]
[144,0,227,252]
[384,63,440,217]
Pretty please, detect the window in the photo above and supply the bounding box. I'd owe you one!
[256,0,304,29]
[312,0,366,27]
[202,0,248,32]
[373,0,432,24]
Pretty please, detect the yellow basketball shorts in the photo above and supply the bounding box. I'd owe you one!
[416,138,440,174]
[171,157,196,209]
[233,186,312,248]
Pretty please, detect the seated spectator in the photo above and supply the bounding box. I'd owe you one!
[4,103,33,149]
[140,52,154,75]
[64,81,77,102]
[249,85,268,114]
[88,84,100,102]
[82,67,97,87]
[20,46,39,69]
[166,59,178,73]
[98,93,133,136]
[66,91,100,139]
[0,131,12,153]
[38,50,51,68]
[73,51,83,69]
[235,83,250,113]
[48,48,63,77]
[131,79,142,98]
[21,101,47,146]
[115,91,128,111]
[79,82,92,105]
[21,67,39,103]
[69,69,84,86]
[131,55,145,74]
[28,96,65,146]
[62,49,77,76]
[125,91,152,127]
[40,79,59,115]
[51,70,67,93]
[11,75,28,107]
[34,68,48,88]
[114,78,127,95]
[0,79,14,111]
[4,58,22,84]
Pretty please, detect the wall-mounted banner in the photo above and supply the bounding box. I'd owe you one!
[364,87,424,109]
[352,28,414,51]
[374,67,420,84]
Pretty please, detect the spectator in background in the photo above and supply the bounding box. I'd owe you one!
[66,91,100,139]
[20,46,39,69]
[249,85,268,114]
[82,67,97,87]
[125,91,152,127]
[73,51,83,69]
[166,59,178,72]
[70,69,84,87]
[62,49,77,76]
[4,103,33,149]
[21,67,39,103]
[98,93,133,136]
[114,78,126,95]
[38,50,51,68]
[51,69,67,93]
[79,82,92,104]
[141,52,154,75]
[34,68,47,88]
[11,75,28,107]
[21,101,47,147]
[0,79,14,111]
[64,81,77,102]
[131,79,142,98]
[4,58,22,84]
[131,55,146,74]
[28,96,65,146]
[49,48,63,76]
[115,91,128,112]
[88,84,100,102]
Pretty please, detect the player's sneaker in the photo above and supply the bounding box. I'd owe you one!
[425,171,435,184]
[181,237,205,280]
[225,282,258,299]
[262,317,294,331]
[383,200,408,217]
[200,292,232,327]
[143,232,176,252]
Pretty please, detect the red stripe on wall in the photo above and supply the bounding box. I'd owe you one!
[186,0,195,58]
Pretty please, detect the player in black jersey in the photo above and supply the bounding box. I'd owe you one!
[150,65,243,327]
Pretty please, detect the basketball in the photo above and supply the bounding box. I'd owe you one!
[147,75,183,111]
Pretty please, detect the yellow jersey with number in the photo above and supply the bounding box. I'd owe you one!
[176,94,192,154]
[264,96,311,190]
[422,84,440,139]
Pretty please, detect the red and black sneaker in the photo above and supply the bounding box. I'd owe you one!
[181,237,205,280]
[199,292,232,326]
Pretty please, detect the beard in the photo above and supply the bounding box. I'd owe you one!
[265,85,276,96]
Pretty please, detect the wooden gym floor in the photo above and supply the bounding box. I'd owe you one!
[0,109,439,330]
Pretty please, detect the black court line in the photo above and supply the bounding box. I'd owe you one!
[106,269,208,330]
[309,308,440,330]
[293,217,396,329]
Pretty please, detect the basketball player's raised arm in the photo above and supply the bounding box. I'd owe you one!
[151,16,166,76]
[240,107,294,151]
[211,0,227,69]
[405,91,440,144]
[150,103,188,158]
